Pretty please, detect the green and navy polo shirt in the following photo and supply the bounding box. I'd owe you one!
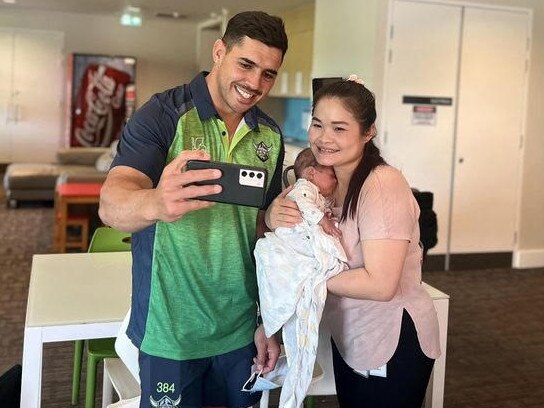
[111,72,285,360]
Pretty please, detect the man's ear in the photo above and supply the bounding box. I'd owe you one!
[212,39,226,64]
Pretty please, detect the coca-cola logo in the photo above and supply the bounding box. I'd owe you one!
[73,64,128,147]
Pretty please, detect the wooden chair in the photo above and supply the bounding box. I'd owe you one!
[64,215,90,251]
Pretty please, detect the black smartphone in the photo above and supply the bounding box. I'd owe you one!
[186,160,268,208]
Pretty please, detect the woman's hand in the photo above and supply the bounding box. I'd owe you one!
[265,186,302,230]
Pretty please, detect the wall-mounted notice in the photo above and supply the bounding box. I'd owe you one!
[402,95,453,106]
[412,105,437,126]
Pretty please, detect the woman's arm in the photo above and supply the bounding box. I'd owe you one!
[326,239,408,301]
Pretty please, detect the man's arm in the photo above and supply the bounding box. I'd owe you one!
[99,150,222,233]
[253,324,280,374]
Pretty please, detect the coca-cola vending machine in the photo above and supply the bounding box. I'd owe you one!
[65,53,136,147]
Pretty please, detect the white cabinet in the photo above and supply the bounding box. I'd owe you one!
[0,28,64,163]
[382,1,530,259]
[270,3,315,98]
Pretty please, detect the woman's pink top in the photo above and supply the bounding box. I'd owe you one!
[324,165,441,371]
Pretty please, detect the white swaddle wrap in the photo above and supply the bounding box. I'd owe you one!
[255,179,347,408]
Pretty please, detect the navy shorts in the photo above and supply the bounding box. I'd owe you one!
[138,342,261,408]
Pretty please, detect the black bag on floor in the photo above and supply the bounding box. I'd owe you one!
[0,364,21,408]
[412,190,438,258]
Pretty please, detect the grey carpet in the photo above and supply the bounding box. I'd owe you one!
[1,182,543,407]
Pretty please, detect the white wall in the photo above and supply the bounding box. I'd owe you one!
[0,9,199,107]
[313,0,544,267]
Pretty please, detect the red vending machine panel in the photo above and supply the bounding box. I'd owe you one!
[66,54,136,147]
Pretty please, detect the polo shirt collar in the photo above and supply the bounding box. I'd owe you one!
[189,72,260,132]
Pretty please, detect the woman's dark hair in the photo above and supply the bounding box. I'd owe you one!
[222,11,288,59]
[312,80,386,222]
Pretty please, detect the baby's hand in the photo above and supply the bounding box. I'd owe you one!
[319,216,342,239]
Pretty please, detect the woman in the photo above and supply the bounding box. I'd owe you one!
[266,76,440,407]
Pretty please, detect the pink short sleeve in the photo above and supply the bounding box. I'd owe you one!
[357,166,419,242]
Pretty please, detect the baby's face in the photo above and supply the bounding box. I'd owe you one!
[313,166,337,197]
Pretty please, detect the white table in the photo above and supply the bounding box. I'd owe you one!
[21,252,132,408]
[423,282,450,408]
[20,252,449,408]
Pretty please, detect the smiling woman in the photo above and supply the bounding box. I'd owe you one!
[265,78,441,408]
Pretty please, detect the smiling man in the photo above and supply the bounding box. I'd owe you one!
[99,11,288,408]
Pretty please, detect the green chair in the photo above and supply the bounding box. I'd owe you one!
[71,227,131,408]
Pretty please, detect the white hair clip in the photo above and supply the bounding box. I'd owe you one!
[346,74,365,86]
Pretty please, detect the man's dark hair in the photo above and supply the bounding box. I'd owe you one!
[222,11,288,59]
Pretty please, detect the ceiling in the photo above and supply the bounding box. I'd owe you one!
[0,0,314,22]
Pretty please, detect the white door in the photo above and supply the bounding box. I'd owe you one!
[10,29,64,163]
[451,8,529,252]
[382,1,462,254]
[383,0,530,258]
[0,28,64,163]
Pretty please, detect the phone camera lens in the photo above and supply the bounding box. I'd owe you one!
[242,171,247,177]
[257,173,263,179]
[249,172,255,178]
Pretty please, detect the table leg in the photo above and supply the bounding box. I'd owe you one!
[425,297,449,408]
[21,327,44,408]
[102,362,113,408]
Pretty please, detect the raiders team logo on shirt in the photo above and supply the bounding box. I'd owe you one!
[254,141,271,162]
[150,394,181,407]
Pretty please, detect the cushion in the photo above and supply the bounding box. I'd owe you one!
[56,147,110,166]
[4,163,60,189]
[95,140,119,172]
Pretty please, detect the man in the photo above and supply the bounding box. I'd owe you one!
[99,11,288,408]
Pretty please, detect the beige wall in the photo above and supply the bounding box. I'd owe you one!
[312,0,380,87]
[313,0,544,266]
[0,9,198,106]
[3,2,543,264]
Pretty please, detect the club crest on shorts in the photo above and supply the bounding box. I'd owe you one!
[254,141,271,162]
[149,394,182,408]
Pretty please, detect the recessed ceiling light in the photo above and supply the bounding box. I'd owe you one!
[120,5,142,27]
[3,0,17,4]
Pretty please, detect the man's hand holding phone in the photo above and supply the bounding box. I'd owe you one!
[153,150,222,222]
[186,159,268,208]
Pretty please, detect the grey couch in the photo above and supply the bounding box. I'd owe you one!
[3,147,112,208]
